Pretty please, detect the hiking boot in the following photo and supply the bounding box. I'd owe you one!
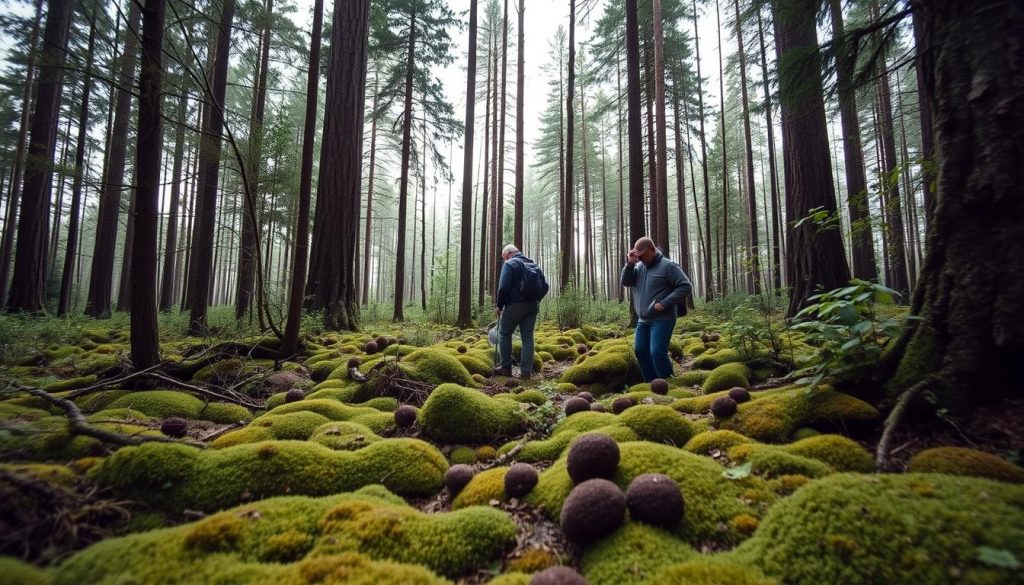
[519,371,533,380]
[493,366,512,377]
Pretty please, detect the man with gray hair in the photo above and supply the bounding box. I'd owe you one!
[494,244,549,378]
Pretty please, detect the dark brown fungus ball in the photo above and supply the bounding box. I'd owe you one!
[576,344,589,355]
[564,397,591,416]
[284,388,305,403]
[710,396,738,419]
[727,387,751,403]
[590,403,607,413]
[577,391,594,403]
[530,566,588,585]
[567,434,620,483]
[650,378,669,395]
[626,473,684,529]
[394,404,418,428]
[559,479,626,544]
[160,417,188,438]
[444,464,474,495]
[364,341,379,355]
[504,463,539,498]
[611,396,636,414]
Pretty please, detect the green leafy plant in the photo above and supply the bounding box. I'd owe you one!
[720,292,789,363]
[791,279,909,388]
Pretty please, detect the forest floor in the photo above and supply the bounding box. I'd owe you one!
[0,306,1022,584]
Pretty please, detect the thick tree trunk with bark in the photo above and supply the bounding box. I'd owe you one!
[159,88,188,311]
[456,0,478,328]
[693,0,713,298]
[829,0,877,282]
[625,0,644,246]
[59,8,98,316]
[86,0,141,318]
[282,0,323,354]
[888,0,1024,413]
[303,0,369,332]
[561,0,576,289]
[130,0,166,369]
[652,0,669,255]
[6,0,72,312]
[186,0,235,334]
[513,0,524,248]
[735,0,760,293]
[772,0,850,317]
[361,75,379,306]
[0,0,43,302]
[757,8,783,290]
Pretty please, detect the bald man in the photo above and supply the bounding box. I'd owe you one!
[621,237,692,382]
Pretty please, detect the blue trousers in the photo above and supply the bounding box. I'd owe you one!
[634,318,676,382]
[497,301,539,373]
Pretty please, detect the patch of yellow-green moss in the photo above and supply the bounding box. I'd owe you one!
[717,387,879,443]
[418,384,526,443]
[702,363,751,393]
[683,430,757,455]
[908,447,1024,483]
[560,341,643,389]
[106,390,252,424]
[580,522,696,585]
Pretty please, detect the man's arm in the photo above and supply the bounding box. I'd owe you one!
[496,261,515,309]
[658,264,693,308]
[620,263,638,288]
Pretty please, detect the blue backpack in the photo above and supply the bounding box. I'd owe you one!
[519,258,549,302]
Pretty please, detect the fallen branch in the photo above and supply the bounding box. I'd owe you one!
[144,372,263,410]
[16,386,207,449]
[64,363,165,400]
[876,378,930,470]
[199,421,244,443]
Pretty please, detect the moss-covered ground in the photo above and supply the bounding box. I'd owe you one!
[1,308,1021,584]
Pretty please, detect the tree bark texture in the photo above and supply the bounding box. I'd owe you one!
[625,0,645,246]
[513,0,524,248]
[561,0,575,289]
[456,0,478,328]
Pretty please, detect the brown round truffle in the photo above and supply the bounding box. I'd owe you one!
[394,404,418,427]
[590,403,607,413]
[444,464,474,495]
[160,417,188,438]
[650,378,669,395]
[505,378,522,389]
[375,335,390,350]
[364,340,379,354]
[626,473,684,529]
[504,463,539,498]
[564,397,591,416]
[559,479,626,544]
[710,396,738,418]
[347,356,363,369]
[567,434,620,483]
[530,566,587,585]
[577,391,594,403]
[576,344,589,355]
[284,388,305,403]
[612,396,636,414]
[727,387,751,403]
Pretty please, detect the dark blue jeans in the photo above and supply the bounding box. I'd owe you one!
[634,318,675,382]
[497,301,539,373]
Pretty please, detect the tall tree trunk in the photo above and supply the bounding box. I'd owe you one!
[489,29,499,297]
[513,0,524,248]
[497,0,508,263]
[693,0,713,298]
[828,0,877,281]
[85,0,141,317]
[911,7,935,224]
[756,8,783,290]
[6,0,73,312]
[888,0,1024,415]
[130,0,166,369]
[47,114,73,280]
[616,46,626,301]
[580,70,594,294]
[625,0,644,248]
[420,115,428,312]
[716,0,728,295]
[187,0,235,333]
[0,0,44,301]
[652,0,669,255]
[672,82,692,282]
[116,168,136,312]
[361,74,379,306]
[159,86,188,311]
[303,0,368,331]
[735,0,760,293]
[283,0,323,354]
[235,0,273,319]
[561,0,576,289]
[392,11,416,321]
[456,0,479,328]
[59,6,98,316]
[478,30,491,307]
[772,0,851,316]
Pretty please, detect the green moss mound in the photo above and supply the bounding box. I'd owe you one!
[264,399,393,433]
[452,467,508,509]
[701,362,751,393]
[692,347,744,370]
[52,487,513,584]
[650,559,778,585]
[580,522,696,585]
[398,348,479,387]
[727,444,835,478]
[717,387,879,443]
[309,421,383,451]
[785,435,874,473]
[732,473,1024,585]
[106,390,252,424]
[527,442,761,547]
[908,447,1024,484]
[560,342,642,390]
[683,430,757,455]
[418,384,526,443]
[617,405,696,447]
[0,556,48,585]
[91,438,448,513]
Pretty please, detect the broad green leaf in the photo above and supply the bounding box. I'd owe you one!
[723,462,753,480]
[977,547,1020,569]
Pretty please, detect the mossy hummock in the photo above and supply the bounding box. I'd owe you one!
[418,384,526,443]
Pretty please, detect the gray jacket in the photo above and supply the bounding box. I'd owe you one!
[620,251,692,321]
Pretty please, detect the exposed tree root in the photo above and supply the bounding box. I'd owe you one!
[875,378,932,470]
